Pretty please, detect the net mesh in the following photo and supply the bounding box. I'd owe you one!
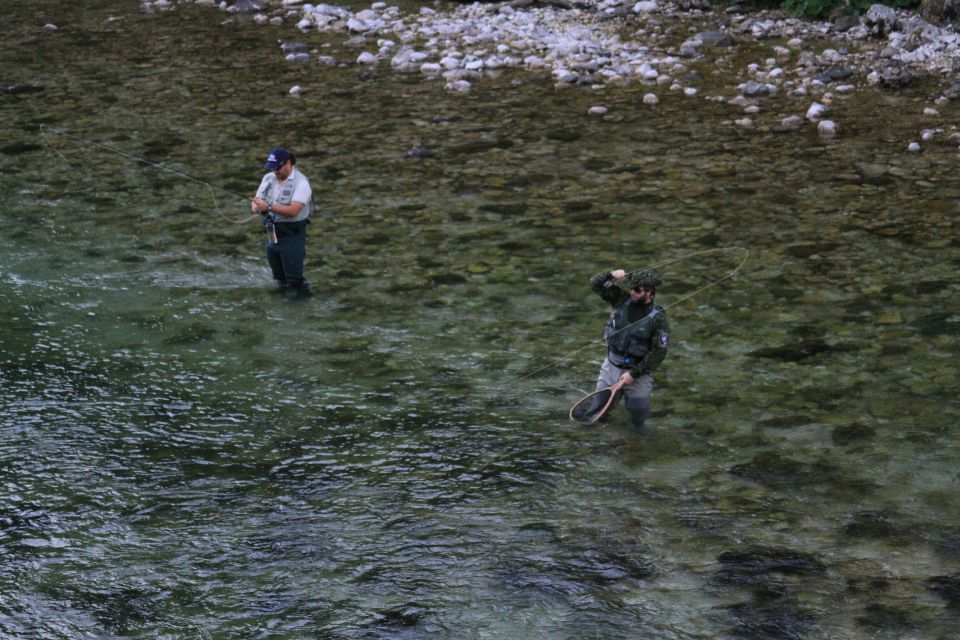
[569,387,619,424]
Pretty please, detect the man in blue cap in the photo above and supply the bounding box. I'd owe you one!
[250,147,314,296]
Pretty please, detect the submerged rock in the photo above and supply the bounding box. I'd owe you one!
[729,451,841,486]
[927,573,960,607]
[715,545,825,585]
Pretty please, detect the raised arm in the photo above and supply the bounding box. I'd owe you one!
[590,270,629,307]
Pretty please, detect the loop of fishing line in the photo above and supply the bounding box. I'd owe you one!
[519,246,750,381]
[39,125,259,225]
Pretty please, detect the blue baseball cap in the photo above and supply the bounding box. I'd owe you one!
[263,147,291,169]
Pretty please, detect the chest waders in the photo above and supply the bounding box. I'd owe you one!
[604,303,662,368]
[602,302,661,431]
[260,176,310,293]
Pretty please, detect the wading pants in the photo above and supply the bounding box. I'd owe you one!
[266,232,307,291]
[594,357,653,430]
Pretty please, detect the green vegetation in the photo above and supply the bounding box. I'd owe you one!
[720,0,921,20]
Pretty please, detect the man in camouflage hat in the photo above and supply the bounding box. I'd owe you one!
[587,267,669,431]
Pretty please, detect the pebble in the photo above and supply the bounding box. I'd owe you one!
[806,102,829,120]
[195,1,960,149]
[781,115,804,129]
[817,120,838,138]
[908,142,922,152]
[588,105,608,116]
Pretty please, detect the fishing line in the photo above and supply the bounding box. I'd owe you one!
[39,125,259,225]
[519,246,751,381]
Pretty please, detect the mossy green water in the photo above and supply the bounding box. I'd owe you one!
[1,1,958,638]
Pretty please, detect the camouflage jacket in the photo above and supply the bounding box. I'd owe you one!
[590,271,669,377]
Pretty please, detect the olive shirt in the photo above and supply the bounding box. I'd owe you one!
[590,271,670,379]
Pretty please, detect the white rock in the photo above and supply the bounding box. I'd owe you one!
[445,79,471,93]
[524,55,547,69]
[817,120,838,138]
[836,84,855,92]
[735,117,754,128]
[908,142,921,152]
[289,85,302,95]
[357,52,378,65]
[643,93,659,105]
[347,17,370,32]
[820,48,841,63]
[633,1,658,12]
[924,107,940,116]
[286,53,310,62]
[419,62,441,75]
[684,87,698,96]
[43,23,58,30]
[440,56,461,69]
[296,18,312,30]
[588,105,608,116]
[781,115,804,130]
[806,102,829,121]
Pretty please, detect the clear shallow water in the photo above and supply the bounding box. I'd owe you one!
[2,1,959,638]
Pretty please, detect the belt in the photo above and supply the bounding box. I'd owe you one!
[608,349,637,368]
[275,221,308,237]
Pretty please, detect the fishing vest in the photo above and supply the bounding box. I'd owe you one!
[259,168,314,222]
[604,302,662,367]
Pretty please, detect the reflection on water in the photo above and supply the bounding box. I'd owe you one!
[1,1,959,638]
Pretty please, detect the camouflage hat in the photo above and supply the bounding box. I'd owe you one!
[625,270,662,289]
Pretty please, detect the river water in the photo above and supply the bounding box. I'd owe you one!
[2,1,959,638]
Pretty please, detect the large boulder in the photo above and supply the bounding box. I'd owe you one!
[864,4,899,37]
[920,0,960,26]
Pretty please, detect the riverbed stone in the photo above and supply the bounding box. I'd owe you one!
[817,120,838,138]
[781,115,804,130]
[715,545,825,586]
[806,102,829,120]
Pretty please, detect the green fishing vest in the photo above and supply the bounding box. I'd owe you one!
[604,303,662,366]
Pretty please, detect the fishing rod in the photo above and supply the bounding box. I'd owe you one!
[39,124,259,225]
